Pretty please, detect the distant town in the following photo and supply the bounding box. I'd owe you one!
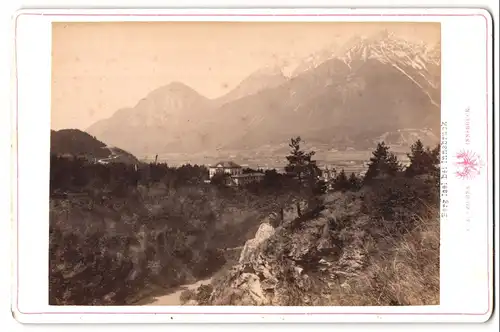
[135,154,412,181]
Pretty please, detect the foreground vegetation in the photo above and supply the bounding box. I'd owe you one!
[208,183,439,306]
[49,137,440,305]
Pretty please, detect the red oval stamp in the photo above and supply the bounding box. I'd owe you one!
[454,150,484,180]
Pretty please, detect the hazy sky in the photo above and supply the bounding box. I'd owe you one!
[51,21,440,130]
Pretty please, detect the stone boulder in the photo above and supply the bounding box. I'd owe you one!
[239,222,275,264]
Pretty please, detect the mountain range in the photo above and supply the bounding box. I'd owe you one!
[86,30,441,159]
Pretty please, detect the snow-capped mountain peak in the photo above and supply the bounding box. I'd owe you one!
[285,29,439,79]
[337,30,441,107]
[339,30,439,70]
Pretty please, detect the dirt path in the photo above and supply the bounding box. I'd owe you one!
[145,277,213,306]
[140,246,243,306]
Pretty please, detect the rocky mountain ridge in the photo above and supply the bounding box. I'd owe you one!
[86,30,441,157]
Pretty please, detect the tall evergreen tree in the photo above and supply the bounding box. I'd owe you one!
[405,140,440,177]
[348,172,361,191]
[284,136,323,214]
[332,169,350,191]
[363,141,402,183]
[285,136,321,186]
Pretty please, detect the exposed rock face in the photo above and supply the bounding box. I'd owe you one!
[210,193,369,306]
[239,223,275,264]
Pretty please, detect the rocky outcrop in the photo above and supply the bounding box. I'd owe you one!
[239,222,275,264]
[209,192,370,306]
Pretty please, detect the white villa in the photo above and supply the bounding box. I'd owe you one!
[208,161,265,186]
[208,161,244,179]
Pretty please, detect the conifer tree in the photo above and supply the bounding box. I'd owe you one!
[363,141,401,183]
[332,169,350,191]
[285,136,320,186]
[331,170,362,191]
[348,172,361,191]
[405,140,440,177]
[285,136,323,213]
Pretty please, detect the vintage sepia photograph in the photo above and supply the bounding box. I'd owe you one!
[49,21,441,307]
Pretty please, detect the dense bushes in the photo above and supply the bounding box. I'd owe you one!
[50,155,208,195]
[330,169,362,192]
[49,224,141,305]
[359,139,439,234]
[49,180,287,305]
[362,175,438,221]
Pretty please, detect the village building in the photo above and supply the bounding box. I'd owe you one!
[208,161,243,179]
[208,161,265,186]
[320,166,337,182]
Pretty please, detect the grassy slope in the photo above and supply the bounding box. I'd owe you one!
[208,176,439,306]
[323,198,439,305]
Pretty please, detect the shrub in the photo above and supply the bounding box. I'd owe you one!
[179,289,196,305]
[195,284,214,305]
[361,175,438,234]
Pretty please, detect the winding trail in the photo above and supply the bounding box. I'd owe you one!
[137,246,243,306]
[146,277,213,306]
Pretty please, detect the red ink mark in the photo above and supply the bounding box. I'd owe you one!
[454,150,484,180]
